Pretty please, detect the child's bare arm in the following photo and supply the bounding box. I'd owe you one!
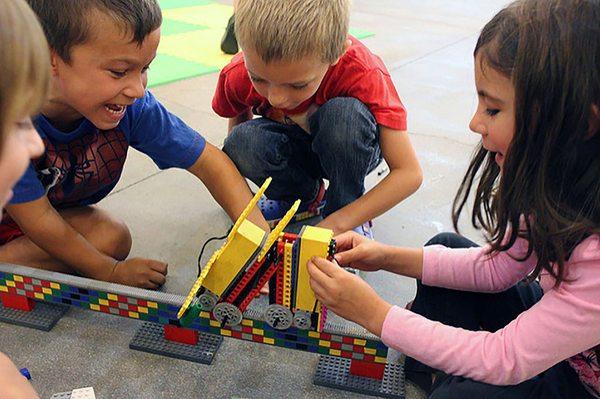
[5,198,167,288]
[319,127,423,234]
[187,142,270,231]
[227,108,253,134]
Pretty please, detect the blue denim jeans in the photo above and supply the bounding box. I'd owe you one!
[222,97,382,217]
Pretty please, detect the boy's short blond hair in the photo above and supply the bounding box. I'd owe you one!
[0,0,49,150]
[234,0,350,64]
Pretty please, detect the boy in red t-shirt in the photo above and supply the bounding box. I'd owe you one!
[213,0,422,237]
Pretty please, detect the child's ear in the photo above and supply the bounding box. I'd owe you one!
[49,50,62,77]
[331,38,352,67]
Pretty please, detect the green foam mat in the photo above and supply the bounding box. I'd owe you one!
[150,0,375,87]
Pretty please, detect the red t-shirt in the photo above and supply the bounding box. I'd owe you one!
[212,37,407,131]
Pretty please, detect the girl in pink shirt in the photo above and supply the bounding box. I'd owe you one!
[307,0,600,397]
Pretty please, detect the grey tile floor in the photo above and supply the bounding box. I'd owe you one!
[0,1,507,397]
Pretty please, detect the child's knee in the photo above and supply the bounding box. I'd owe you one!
[312,98,378,149]
[94,216,132,260]
[425,232,459,247]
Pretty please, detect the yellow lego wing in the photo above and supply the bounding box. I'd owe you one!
[226,177,271,242]
[177,246,224,319]
[256,199,301,262]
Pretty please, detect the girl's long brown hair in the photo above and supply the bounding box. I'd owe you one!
[453,0,600,285]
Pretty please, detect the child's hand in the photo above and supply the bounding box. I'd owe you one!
[333,231,392,272]
[307,256,392,336]
[110,258,168,289]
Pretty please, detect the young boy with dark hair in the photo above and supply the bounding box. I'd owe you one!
[214,0,423,237]
[0,0,268,289]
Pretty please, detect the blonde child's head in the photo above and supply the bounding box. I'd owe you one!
[454,0,599,284]
[0,0,49,145]
[234,0,350,64]
[0,0,49,207]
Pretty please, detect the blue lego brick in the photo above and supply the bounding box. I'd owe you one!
[129,322,223,364]
[0,300,68,331]
[313,355,405,399]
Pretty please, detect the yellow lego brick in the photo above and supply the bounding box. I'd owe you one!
[308,331,320,339]
[34,292,44,300]
[221,329,232,337]
[202,219,266,295]
[354,338,367,346]
[241,319,253,327]
[263,337,275,345]
[6,281,15,287]
[209,320,221,328]
[283,242,293,308]
[0,286,8,293]
[50,282,61,290]
[178,178,271,319]
[319,340,331,348]
[257,200,300,262]
[295,226,333,311]
[99,299,109,306]
[147,301,158,309]
[364,348,377,355]
[13,275,23,282]
[42,288,52,295]
[200,311,210,318]
[252,328,264,336]
[329,349,342,356]
[89,304,100,311]
[226,177,270,243]
[375,356,387,364]
[107,293,118,301]
[138,307,148,314]
[128,311,139,319]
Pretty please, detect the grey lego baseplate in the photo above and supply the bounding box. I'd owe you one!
[313,355,405,399]
[0,300,68,331]
[129,322,223,364]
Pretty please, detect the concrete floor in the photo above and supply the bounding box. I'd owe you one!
[1,1,507,397]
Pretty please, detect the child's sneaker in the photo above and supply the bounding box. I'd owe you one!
[259,180,326,228]
[353,220,374,240]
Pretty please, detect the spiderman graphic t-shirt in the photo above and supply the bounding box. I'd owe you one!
[0,91,205,244]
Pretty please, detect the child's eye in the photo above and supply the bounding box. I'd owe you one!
[291,84,308,90]
[249,76,265,84]
[485,108,500,116]
[109,70,127,78]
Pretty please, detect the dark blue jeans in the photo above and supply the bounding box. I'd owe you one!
[407,233,593,399]
[222,97,382,217]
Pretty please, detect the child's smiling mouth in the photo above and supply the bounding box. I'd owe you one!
[104,103,127,121]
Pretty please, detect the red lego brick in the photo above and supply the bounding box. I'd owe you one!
[0,292,35,311]
[163,324,199,345]
[349,359,386,380]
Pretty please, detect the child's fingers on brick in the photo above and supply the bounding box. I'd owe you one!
[310,256,341,278]
[149,271,166,287]
[333,231,360,251]
[148,260,168,275]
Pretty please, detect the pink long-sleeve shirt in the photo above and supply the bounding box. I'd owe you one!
[381,234,600,396]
